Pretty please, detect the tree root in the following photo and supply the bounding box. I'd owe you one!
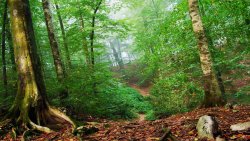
[28,119,53,133]
[1,105,76,136]
[48,107,76,128]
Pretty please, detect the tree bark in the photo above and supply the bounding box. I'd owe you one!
[1,0,8,96]
[42,0,66,82]
[42,0,68,99]
[188,0,225,107]
[54,1,72,69]
[90,0,102,68]
[5,0,75,133]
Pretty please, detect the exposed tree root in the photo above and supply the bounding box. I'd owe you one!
[1,105,76,137]
[28,120,53,133]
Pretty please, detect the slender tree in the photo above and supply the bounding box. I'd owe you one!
[110,40,124,70]
[54,0,72,69]
[1,0,8,96]
[42,0,66,82]
[90,0,103,68]
[4,0,75,133]
[42,0,68,99]
[188,0,225,107]
[116,38,124,69]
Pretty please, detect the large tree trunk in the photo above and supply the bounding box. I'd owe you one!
[5,0,75,133]
[55,1,72,69]
[1,0,8,96]
[42,0,68,99]
[188,0,225,107]
[42,0,66,82]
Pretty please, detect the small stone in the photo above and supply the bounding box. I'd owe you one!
[196,115,219,140]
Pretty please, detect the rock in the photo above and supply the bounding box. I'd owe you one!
[196,115,219,139]
[216,136,225,141]
[230,121,250,131]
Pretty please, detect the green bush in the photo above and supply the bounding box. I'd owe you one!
[64,81,152,119]
[150,73,204,117]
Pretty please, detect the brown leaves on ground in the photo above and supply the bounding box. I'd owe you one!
[84,105,250,141]
[1,105,249,141]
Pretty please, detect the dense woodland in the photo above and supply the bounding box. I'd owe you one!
[0,0,249,140]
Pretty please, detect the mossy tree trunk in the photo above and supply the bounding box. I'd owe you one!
[5,0,75,133]
[188,0,225,107]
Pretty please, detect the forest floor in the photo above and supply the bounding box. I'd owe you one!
[2,105,250,141]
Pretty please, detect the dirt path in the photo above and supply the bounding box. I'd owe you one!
[129,83,151,97]
[128,83,152,122]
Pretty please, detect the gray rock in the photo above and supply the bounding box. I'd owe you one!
[230,121,250,131]
[196,115,218,139]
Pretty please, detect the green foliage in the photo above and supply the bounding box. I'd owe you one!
[44,64,152,119]
[150,73,204,117]
[65,80,152,119]
[232,86,250,105]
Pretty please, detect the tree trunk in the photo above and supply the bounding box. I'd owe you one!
[90,0,102,68]
[110,41,124,70]
[1,0,8,96]
[116,38,124,69]
[42,0,68,99]
[5,0,75,133]
[55,1,72,69]
[42,0,65,82]
[188,0,225,107]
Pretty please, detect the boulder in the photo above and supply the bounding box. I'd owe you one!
[196,115,219,139]
[230,121,250,131]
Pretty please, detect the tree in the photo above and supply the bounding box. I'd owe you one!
[42,0,68,99]
[188,0,225,107]
[4,0,75,133]
[42,0,66,82]
[90,0,103,68]
[1,0,8,96]
[110,40,124,70]
[55,0,72,69]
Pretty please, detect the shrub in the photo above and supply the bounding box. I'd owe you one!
[150,73,204,117]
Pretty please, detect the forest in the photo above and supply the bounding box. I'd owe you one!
[0,0,249,140]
